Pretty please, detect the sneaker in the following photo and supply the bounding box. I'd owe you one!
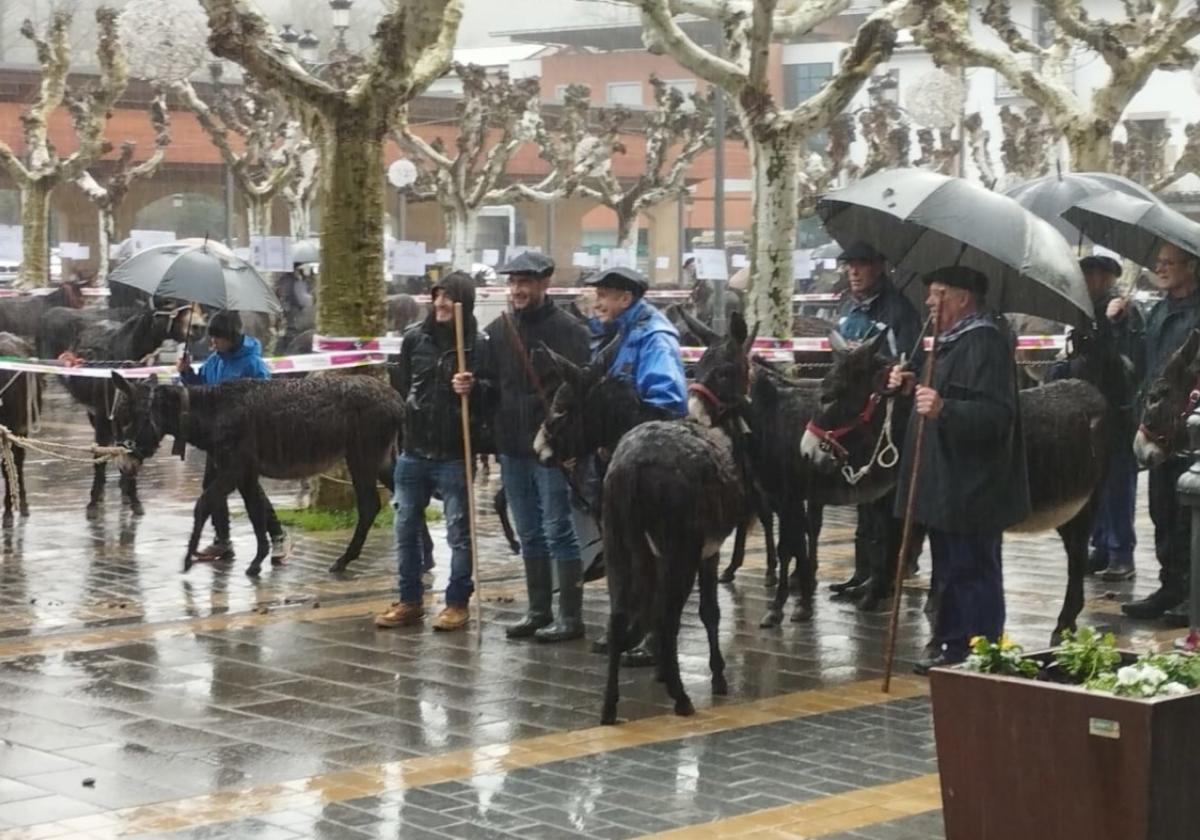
[270,532,292,564]
[374,602,425,628]
[193,540,235,562]
[1099,561,1135,582]
[432,604,471,632]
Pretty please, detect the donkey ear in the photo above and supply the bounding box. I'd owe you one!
[866,327,889,356]
[538,342,583,390]
[1187,329,1200,364]
[828,330,849,354]
[673,304,720,347]
[592,333,620,378]
[728,310,748,346]
[742,319,759,355]
[111,371,133,397]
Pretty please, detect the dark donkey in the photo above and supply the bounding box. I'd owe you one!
[0,282,86,348]
[64,303,203,516]
[598,314,756,723]
[1134,328,1200,468]
[111,374,404,577]
[0,334,43,525]
[802,328,1124,643]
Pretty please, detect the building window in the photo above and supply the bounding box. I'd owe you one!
[783,62,833,109]
[606,82,643,106]
[663,79,697,98]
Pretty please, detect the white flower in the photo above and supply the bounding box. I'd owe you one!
[1141,666,1168,687]
[1116,665,1140,686]
[1159,682,1189,696]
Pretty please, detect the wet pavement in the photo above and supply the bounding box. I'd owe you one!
[0,386,1182,838]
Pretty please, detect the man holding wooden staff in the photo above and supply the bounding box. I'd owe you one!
[887,266,1030,674]
[376,272,491,633]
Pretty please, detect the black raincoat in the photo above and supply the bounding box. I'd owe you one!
[894,313,1031,534]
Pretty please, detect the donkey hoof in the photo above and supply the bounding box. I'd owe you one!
[712,674,728,696]
[674,697,696,717]
[600,707,619,726]
[1,513,12,529]
[717,568,736,585]
[245,563,263,578]
[19,504,29,517]
[85,503,101,520]
[129,502,145,517]
[764,570,778,588]
[328,557,350,574]
[1050,628,1067,647]
[759,610,782,628]
[790,601,814,623]
[183,557,194,573]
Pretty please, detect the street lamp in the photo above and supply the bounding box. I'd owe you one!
[279,24,299,48]
[330,0,353,52]
[298,30,321,64]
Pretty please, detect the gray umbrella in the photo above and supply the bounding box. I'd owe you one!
[1061,191,1200,270]
[109,240,281,314]
[1004,170,1159,243]
[292,239,320,266]
[817,168,1092,327]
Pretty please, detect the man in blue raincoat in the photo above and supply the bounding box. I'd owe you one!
[176,310,288,564]
[582,266,687,667]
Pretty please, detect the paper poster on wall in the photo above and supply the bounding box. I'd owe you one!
[655,256,670,270]
[481,249,500,267]
[599,248,635,271]
[129,229,176,253]
[390,240,428,276]
[692,248,728,281]
[266,236,293,271]
[0,226,22,262]
[60,243,91,260]
[792,249,813,280]
[822,258,838,270]
[435,248,453,264]
[572,252,596,268]
[730,254,748,269]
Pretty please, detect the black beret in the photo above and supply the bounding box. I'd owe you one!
[922,265,989,296]
[583,266,649,297]
[1079,255,1122,277]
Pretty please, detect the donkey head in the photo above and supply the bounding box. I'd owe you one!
[1136,329,1200,468]
[533,336,634,466]
[110,372,172,473]
[688,311,756,427]
[154,302,207,345]
[800,330,891,473]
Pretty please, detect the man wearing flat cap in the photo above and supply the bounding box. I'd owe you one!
[832,241,924,612]
[484,252,592,643]
[586,266,688,418]
[888,266,1030,673]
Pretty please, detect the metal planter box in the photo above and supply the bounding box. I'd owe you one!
[930,654,1200,840]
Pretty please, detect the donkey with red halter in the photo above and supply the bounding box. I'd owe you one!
[1135,329,1200,468]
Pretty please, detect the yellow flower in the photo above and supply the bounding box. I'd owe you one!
[999,633,1017,651]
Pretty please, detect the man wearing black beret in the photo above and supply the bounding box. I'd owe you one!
[888,266,1031,673]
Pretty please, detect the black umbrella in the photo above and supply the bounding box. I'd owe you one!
[1005,170,1160,243]
[109,239,281,314]
[818,168,1092,327]
[1062,191,1200,270]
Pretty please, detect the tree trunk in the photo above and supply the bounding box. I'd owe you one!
[616,210,638,254]
[97,205,115,284]
[316,115,387,337]
[746,132,798,339]
[16,179,52,290]
[310,114,388,511]
[287,198,311,240]
[448,206,478,271]
[246,196,271,240]
[1064,120,1113,172]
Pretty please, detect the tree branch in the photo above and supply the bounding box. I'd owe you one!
[632,0,748,90]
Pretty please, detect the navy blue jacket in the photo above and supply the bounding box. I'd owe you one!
[837,278,923,361]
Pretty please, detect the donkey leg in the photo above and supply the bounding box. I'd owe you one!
[185,474,238,572]
[761,539,790,629]
[1054,508,1093,645]
[329,457,382,573]
[119,473,144,517]
[699,554,727,696]
[762,509,779,588]
[789,509,816,622]
[241,477,271,578]
[661,565,697,717]
[87,414,107,514]
[601,606,627,726]
[14,445,28,518]
[718,521,748,584]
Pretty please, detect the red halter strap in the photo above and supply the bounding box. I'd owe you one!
[688,382,731,417]
[805,391,883,461]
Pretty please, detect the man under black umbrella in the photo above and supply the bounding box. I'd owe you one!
[888,266,1031,673]
[830,242,923,612]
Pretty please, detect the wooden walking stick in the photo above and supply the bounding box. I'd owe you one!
[882,311,940,693]
[453,302,483,629]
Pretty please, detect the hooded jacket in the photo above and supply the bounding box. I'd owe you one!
[601,296,687,417]
[179,335,270,384]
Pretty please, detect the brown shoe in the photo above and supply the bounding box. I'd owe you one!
[374,602,424,628]
[432,604,470,632]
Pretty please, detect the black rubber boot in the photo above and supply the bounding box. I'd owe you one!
[535,561,585,643]
[507,557,554,639]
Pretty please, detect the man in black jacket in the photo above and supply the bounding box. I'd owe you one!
[830,242,924,610]
[376,273,491,633]
[888,266,1030,673]
[485,253,592,642]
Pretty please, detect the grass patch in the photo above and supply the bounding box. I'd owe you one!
[273,504,442,532]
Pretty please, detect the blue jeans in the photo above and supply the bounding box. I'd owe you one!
[499,455,581,573]
[1091,445,1137,563]
[394,453,472,606]
[929,530,1005,659]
